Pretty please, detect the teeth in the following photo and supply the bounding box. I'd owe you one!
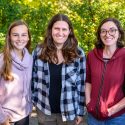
[105,38,112,40]
[16,43,25,46]
[57,37,63,38]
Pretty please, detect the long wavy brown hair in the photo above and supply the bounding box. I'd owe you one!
[1,20,31,81]
[39,14,80,64]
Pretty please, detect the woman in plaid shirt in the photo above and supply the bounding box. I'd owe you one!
[31,13,86,125]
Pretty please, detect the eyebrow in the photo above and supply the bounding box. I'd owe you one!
[11,33,28,34]
[101,27,117,30]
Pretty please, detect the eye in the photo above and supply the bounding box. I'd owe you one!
[12,34,18,36]
[22,34,28,36]
[100,30,106,34]
[54,27,60,30]
[110,29,116,33]
[62,28,67,31]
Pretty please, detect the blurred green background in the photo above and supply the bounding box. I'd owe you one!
[0,0,125,52]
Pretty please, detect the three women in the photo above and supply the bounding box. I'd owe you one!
[1,14,125,125]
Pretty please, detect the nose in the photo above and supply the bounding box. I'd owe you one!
[105,31,110,37]
[58,30,63,36]
[17,35,23,40]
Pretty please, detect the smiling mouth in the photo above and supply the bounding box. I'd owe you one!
[56,37,64,38]
[16,42,26,45]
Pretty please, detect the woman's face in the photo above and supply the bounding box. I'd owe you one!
[10,25,29,52]
[52,21,70,49]
[100,21,119,48]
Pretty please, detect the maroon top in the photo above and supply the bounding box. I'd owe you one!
[86,48,125,120]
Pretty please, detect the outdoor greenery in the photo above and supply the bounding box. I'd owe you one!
[0,0,125,52]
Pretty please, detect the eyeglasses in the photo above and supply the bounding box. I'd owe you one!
[100,28,118,36]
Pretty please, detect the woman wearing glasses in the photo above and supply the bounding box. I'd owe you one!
[85,18,125,125]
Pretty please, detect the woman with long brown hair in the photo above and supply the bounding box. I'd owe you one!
[0,20,33,125]
[31,13,86,125]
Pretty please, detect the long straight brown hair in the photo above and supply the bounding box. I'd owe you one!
[39,13,80,64]
[1,20,31,81]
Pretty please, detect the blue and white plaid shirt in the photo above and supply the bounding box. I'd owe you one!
[31,46,86,121]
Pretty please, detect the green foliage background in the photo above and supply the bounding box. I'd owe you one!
[0,0,125,52]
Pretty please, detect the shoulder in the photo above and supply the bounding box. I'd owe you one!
[24,48,33,60]
[77,47,85,56]
[86,48,94,58]
[121,47,125,52]
[0,53,4,62]
[86,48,101,62]
[119,47,125,59]
[32,45,43,56]
[0,53,4,69]
[0,53,3,58]
[116,47,125,58]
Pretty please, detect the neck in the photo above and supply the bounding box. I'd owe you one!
[103,46,117,58]
[56,49,64,64]
[54,42,64,50]
[14,49,24,61]
[57,48,62,53]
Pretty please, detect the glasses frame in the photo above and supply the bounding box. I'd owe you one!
[100,28,118,36]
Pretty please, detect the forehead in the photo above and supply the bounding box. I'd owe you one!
[53,21,69,28]
[11,25,28,32]
[101,21,117,29]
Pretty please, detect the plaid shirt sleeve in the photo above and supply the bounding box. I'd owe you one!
[31,48,38,93]
[76,47,86,116]
[31,47,51,115]
[31,47,42,101]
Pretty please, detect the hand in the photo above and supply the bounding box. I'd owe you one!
[75,116,83,125]
[1,117,11,125]
[85,98,90,106]
[107,107,116,117]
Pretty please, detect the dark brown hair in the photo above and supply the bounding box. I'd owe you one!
[95,18,125,48]
[39,13,79,64]
[1,20,31,80]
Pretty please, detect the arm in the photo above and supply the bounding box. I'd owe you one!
[0,83,10,124]
[31,49,38,93]
[0,54,11,125]
[108,73,125,116]
[75,48,86,124]
[108,59,125,116]
[31,47,42,101]
[108,97,125,116]
[0,106,10,124]
[85,52,92,106]
[0,89,10,124]
[85,82,91,105]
